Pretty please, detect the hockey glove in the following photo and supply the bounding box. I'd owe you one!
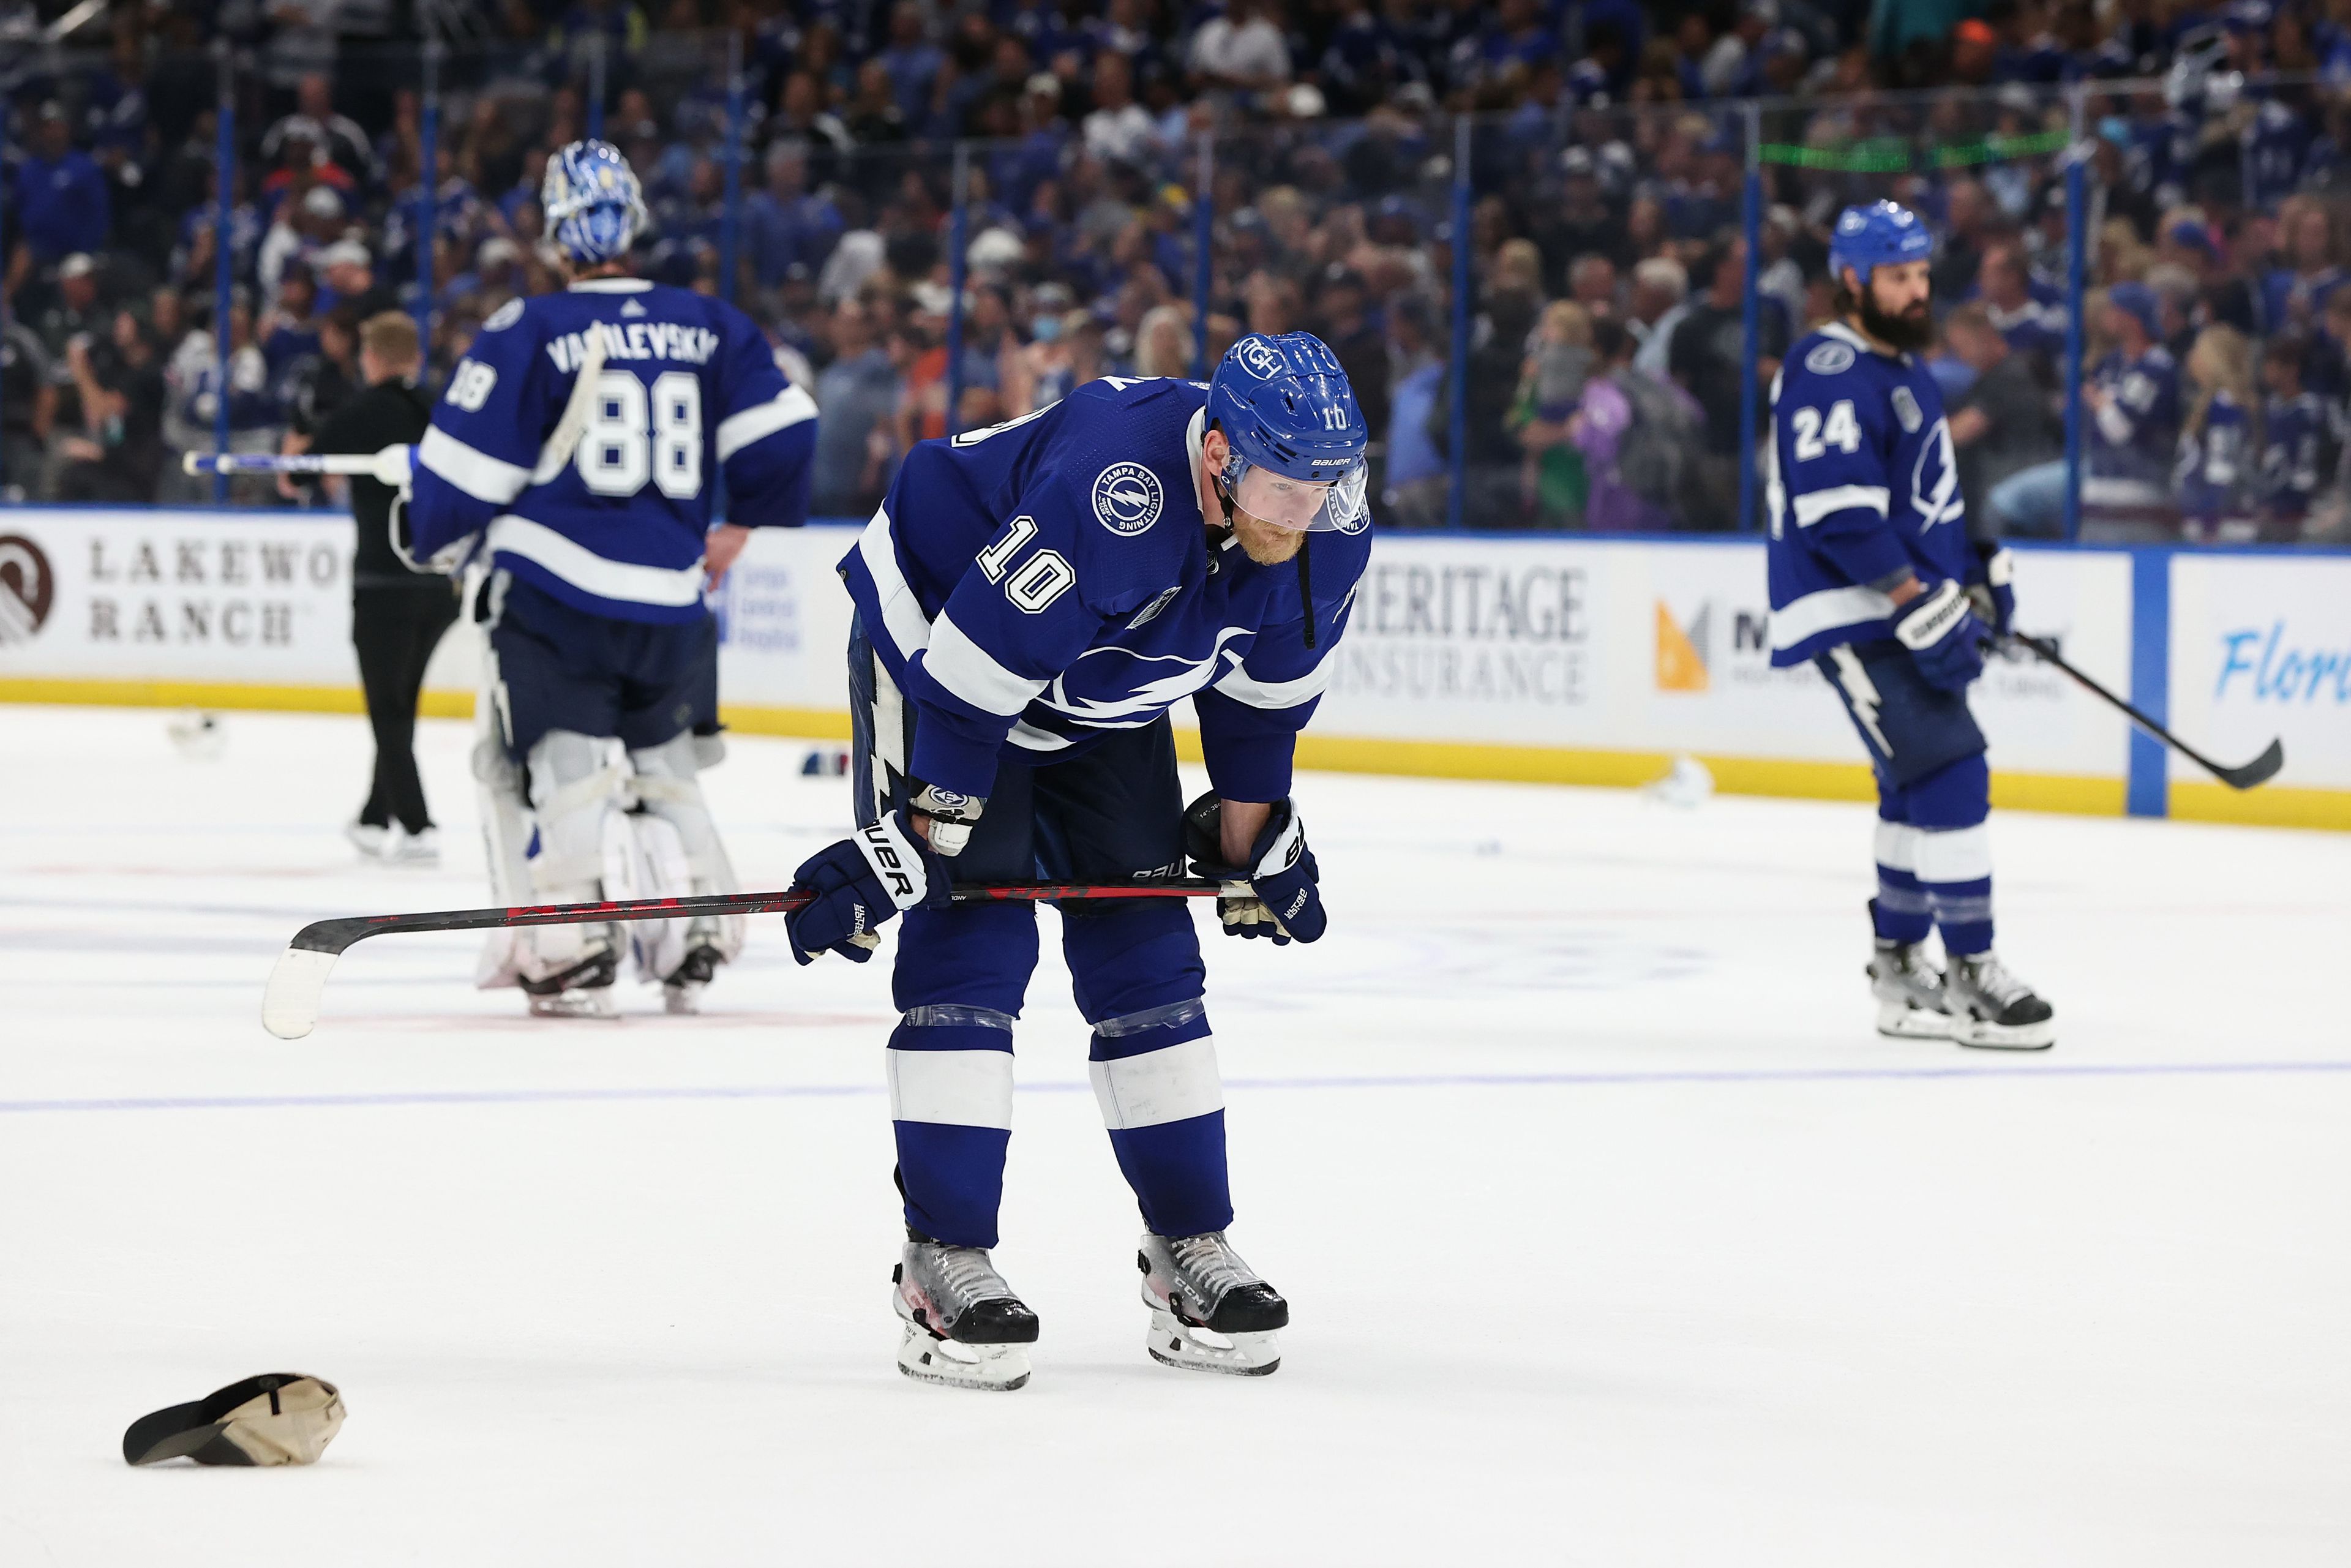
[1891,577,1987,694]
[1963,541,2017,636]
[1183,792,1327,945]
[784,811,951,965]
[909,781,986,857]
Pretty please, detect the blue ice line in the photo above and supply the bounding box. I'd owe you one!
[3,1059,2349,1115]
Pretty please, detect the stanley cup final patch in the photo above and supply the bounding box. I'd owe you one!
[1092,463,1165,535]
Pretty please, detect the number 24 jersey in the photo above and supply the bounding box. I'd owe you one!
[1764,321,1971,667]
[407,278,818,624]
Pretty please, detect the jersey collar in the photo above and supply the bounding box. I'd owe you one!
[569,278,655,293]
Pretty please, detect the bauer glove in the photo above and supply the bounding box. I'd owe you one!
[1891,577,1987,694]
[784,810,950,964]
[1183,791,1327,945]
[1963,541,2017,636]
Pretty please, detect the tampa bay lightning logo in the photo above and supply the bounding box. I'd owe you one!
[1911,418,1963,531]
[1805,341,1855,375]
[1092,462,1164,535]
[483,299,523,332]
[1236,337,1286,379]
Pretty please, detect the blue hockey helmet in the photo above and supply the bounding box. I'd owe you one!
[542,140,648,268]
[1828,200,1933,291]
[1205,331,1371,533]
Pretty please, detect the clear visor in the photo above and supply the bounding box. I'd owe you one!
[1226,459,1370,534]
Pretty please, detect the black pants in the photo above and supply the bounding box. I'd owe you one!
[353,583,459,832]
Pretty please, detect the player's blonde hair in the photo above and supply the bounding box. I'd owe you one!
[2183,324,2259,449]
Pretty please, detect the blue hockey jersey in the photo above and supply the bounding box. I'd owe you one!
[839,376,1370,805]
[2175,391,2253,522]
[1764,322,1969,667]
[2261,390,2328,521]
[2088,343,2180,485]
[407,279,817,624]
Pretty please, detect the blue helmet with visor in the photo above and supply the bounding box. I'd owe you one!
[1205,331,1371,534]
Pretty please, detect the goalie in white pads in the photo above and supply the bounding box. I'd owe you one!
[399,141,818,1015]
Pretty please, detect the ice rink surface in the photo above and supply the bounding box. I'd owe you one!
[2,703,2346,1566]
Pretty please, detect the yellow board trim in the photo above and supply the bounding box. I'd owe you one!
[2167,781,2351,831]
[13,678,2348,830]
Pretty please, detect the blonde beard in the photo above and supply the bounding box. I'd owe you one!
[1231,510,1305,565]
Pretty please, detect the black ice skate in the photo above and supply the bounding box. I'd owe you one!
[519,947,619,1019]
[1138,1231,1286,1376]
[1869,936,1952,1041]
[1943,951,2056,1051]
[661,937,727,1015]
[893,1235,1039,1391]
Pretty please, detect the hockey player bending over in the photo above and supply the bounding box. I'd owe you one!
[784,335,1372,1389]
[399,141,818,1016]
[1766,200,2055,1049]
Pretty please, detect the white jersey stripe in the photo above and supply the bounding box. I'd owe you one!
[924,613,1049,717]
[856,508,934,661]
[486,514,707,606]
[1790,484,1891,527]
[715,383,819,461]
[419,426,533,505]
[1213,656,1332,711]
[1769,583,1895,652]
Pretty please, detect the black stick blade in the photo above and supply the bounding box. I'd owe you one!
[2214,738,2285,791]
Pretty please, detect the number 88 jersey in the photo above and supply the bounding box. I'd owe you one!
[1763,321,1971,669]
[407,278,819,624]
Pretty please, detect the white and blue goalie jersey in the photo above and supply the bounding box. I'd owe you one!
[840,377,1370,804]
[1765,322,1970,667]
[408,279,817,623]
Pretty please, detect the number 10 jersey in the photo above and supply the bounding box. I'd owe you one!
[407,278,819,624]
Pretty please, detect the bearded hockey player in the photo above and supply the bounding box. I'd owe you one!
[400,141,818,1017]
[1765,200,2056,1051]
[783,334,1371,1390]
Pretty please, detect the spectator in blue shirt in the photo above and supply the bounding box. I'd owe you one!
[12,104,112,271]
[879,1,947,125]
[746,143,846,290]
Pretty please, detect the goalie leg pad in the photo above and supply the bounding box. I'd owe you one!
[629,729,745,964]
[508,728,628,983]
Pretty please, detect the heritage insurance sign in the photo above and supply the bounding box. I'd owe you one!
[0,511,357,686]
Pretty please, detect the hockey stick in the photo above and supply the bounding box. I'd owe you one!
[531,323,609,484]
[2004,632,2284,791]
[182,452,384,477]
[261,880,1230,1039]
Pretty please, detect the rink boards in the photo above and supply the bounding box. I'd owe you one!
[0,508,2344,828]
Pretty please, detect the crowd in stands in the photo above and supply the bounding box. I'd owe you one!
[0,0,2346,539]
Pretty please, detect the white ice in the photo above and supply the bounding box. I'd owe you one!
[2,704,2347,1566]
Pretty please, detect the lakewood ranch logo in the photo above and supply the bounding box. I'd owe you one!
[81,531,338,645]
[1653,598,1783,692]
[2216,621,2351,703]
[0,534,54,643]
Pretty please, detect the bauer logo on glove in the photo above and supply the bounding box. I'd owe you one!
[785,811,951,965]
[1183,792,1327,945]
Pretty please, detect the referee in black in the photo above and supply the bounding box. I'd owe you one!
[290,312,456,863]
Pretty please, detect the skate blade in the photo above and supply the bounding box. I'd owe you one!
[528,990,620,1020]
[1954,1018,2056,1051]
[662,984,702,1016]
[1145,1307,1281,1377]
[1876,1000,1955,1040]
[895,1323,1031,1390]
